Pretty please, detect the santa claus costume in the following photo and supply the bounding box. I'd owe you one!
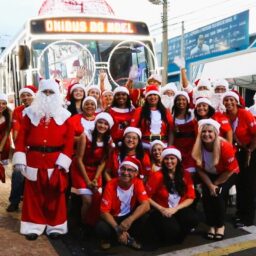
[12,79,74,240]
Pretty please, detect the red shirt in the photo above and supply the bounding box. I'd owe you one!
[146,171,195,208]
[225,108,256,146]
[12,105,25,138]
[212,112,232,138]
[101,178,148,217]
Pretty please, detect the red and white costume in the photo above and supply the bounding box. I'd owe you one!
[146,171,195,208]
[101,177,148,217]
[0,116,11,161]
[173,114,197,173]
[131,107,174,149]
[109,107,135,143]
[71,130,113,195]
[212,112,232,139]
[12,105,25,138]
[12,113,74,235]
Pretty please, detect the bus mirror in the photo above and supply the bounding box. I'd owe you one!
[18,45,30,70]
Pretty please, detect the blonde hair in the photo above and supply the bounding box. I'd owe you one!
[192,124,221,168]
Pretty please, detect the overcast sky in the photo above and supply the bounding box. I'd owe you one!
[0,0,255,44]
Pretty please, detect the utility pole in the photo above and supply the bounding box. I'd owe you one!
[148,0,168,85]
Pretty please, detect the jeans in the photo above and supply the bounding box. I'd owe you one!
[9,169,24,205]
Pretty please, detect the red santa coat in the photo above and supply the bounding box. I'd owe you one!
[146,171,195,208]
[12,114,74,236]
[108,107,135,143]
[130,107,174,146]
[11,105,25,138]
[101,177,148,217]
[173,115,197,172]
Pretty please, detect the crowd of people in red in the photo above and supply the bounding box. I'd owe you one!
[0,57,256,250]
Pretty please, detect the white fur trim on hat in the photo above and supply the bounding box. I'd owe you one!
[19,88,35,97]
[0,93,8,102]
[173,91,190,103]
[197,79,211,90]
[195,97,213,108]
[82,96,97,108]
[120,161,138,171]
[113,86,129,96]
[145,89,161,98]
[86,85,101,96]
[161,83,178,95]
[198,118,220,134]
[161,147,182,161]
[148,74,162,84]
[94,112,114,128]
[39,79,60,95]
[123,127,142,139]
[102,90,114,96]
[212,78,229,90]
[222,91,240,104]
[150,140,165,152]
[70,84,86,94]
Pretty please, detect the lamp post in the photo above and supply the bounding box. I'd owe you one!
[148,0,168,85]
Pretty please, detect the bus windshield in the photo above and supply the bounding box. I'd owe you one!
[31,39,156,89]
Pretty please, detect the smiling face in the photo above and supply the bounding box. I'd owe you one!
[88,89,100,101]
[124,132,139,150]
[163,155,178,172]
[82,100,96,116]
[223,96,238,112]
[201,124,216,145]
[119,164,138,184]
[152,144,164,161]
[96,119,109,134]
[20,92,33,107]
[73,88,85,101]
[102,92,113,106]
[146,94,159,107]
[114,92,128,108]
[196,103,209,118]
[175,95,188,110]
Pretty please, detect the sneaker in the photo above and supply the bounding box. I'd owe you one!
[100,240,111,250]
[6,204,19,212]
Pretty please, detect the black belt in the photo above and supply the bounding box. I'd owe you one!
[28,145,64,153]
[142,135,168,142]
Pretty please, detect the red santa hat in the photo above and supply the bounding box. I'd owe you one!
[145,84,161,98]
[113,86,129,96]
[82,96,97,108]
[222,91,240,104]
[198,118,220,134]
[195,97,213,108]
[94,112,114,128]
[197,79,211,90]
[19,85,38,97]
[120,156,142,172]
[147,74,162,84]
[212,78,229,91]
[161,146,182,161]
[161,83,178,95]
[0,93,8,103]
[150,140,165,152]
[123,127,142,139]
[86,85,101,96]
[173,91,190,103]
[39,79,60,95]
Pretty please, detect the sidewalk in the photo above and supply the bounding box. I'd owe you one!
[0,165,58,256]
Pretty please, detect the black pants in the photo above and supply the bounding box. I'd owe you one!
[95,213,148,243]
[202,173,237,227]
[147,207,199,244]
[236,149,256,225]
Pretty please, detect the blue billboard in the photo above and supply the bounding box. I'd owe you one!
[167,10,249,73]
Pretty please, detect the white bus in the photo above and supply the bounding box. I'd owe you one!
[0,15,159,105]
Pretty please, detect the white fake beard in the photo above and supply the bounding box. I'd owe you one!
[211,93,226,113]
[30,92,64,121]
[161,95,174,111]
[193,89,213,104]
